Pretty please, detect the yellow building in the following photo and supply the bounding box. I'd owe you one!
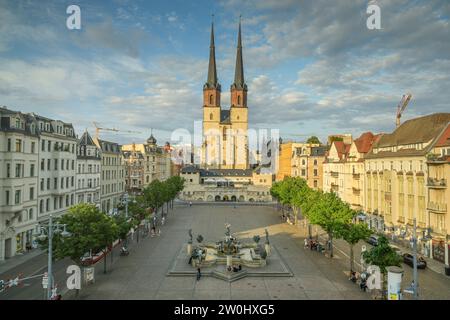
[276,142,326,190]
[201,21,248,170]
[426,123,450,266]
[364,113,450,259]
[323,132,379,211]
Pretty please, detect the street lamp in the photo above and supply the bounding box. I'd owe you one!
[35,214,71,300]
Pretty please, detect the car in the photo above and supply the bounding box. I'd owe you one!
[366,235,379,246]
[389,244,403,256]
[402,253,427,269]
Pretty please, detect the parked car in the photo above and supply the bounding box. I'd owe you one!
[389,244,403,256]
[366,235,379,246]
[402,253,427,269]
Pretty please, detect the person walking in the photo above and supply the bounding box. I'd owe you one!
[196,267,201,281]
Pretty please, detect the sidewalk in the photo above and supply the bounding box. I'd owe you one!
[0,249,44,276]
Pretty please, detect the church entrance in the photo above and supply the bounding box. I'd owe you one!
[215,195,221,202]
[223,195,229,201]
[231,195,237,202]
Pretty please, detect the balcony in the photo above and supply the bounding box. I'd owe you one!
[331,183,339,192]
[427,201,447,213]
[352,187,360,195]
[352,173,360,180]
[330,171,339,178]
[427,178,447,189]
[426,154,448,164]
[384,193,391,201]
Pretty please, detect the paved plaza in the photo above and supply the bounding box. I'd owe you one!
[71,204,371,300]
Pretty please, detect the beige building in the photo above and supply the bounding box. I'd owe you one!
[425,123,450,267]
[276,141,326,190]
[364,113,450,261]
[121,134,172,194]
[94,138,126,214]
[323,132,379,211]
[180,166,272,202]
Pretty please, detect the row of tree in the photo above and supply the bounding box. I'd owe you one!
[39,176,185,275]
[270,177,401,277]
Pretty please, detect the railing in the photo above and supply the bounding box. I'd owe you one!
[331,171,339,178]
[427,177,447,188]
[427,201,447,213]
[352,173,360,180]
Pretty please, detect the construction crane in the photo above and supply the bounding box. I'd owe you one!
[396,93,412,128]
[92,121,142,139]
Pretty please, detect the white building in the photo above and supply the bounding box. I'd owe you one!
[34,114,78,224]
[76,131,101,208]
[0,107,39,260]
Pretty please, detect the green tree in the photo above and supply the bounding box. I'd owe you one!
[113,214,132,244]
[337,222,372,273]
[39,204,119,274]
[362,235,402,298]
[306,191,354,258]
[306,136,321,144]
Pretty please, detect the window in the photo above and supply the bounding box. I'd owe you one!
[7,138,11,151]
[47,159,50,170]
[47,178,50,190]
[210,113,213,120]
[6,163,10,178]
[39,200,44,213]
[66,195,69,207]
[237,95,241,105]
[71,160,74,170]
[5,190,10,205]
[28,209,33,220]
[54,159,58,170]
[30,164,35,177]
[29,187,34,200]
[15,164,22,178]
[209,94,213,105]
[40,179,44,191]
[71,176,74,187]
[41,140,45,151]
[48,140,51,151]
[314,180,318,188]
[61,159,64,170]
[31,142,35,153]
[314,159,318,165]
[54,178,58,189]
[314,169,318,176]
[41,159,45,170]
[54,198,57,210]
[301,169,306,176]
[15,139,22,152]
[46,198,50,211]
[15,190,21,204]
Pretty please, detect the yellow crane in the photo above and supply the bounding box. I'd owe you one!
[92,121,142,140]
[396,93,412,128]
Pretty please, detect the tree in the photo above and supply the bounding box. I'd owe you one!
[113,214,132,244]
[306,136,321,144]
[306,191,354,258]
[362,235,402,298]
[337,222,372,273]
[39,204,119,274]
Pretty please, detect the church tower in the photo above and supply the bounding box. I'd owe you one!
[202,21,221,167]
[229,18,249,169]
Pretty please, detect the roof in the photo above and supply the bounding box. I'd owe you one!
[353,132,381,153]
[311,146,327,156]
[333,141,351,160]
[79,131,96,146]
[204,22,220,90]
[434,124,450,148]
[231,20,246,91]
[375,113,450,148]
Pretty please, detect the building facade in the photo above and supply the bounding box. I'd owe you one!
[276,142,325,190]
[0,107,39,260]
[364,113,450,260]
[94,138,126,214]
[122,135,172,194]
[76,131,101,208]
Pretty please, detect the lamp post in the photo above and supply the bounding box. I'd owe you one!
[35,214,71,300]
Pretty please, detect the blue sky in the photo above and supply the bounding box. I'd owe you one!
[0,0,449,146]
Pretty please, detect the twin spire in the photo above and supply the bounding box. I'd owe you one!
[204,17,246,91]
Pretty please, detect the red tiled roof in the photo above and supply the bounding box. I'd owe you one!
[435,124,450,147]
[354,131,380,153]
[333,141,351,160]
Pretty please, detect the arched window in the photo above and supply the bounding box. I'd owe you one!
[209,94,213,105]
[237,95,241,105]
[209,113,213,120]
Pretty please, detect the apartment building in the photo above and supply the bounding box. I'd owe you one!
[0,107,39,260]
[276,142,325,190]
[121,134,172,194]
[76,131,101,208]
[364,113,450,259]
[323,132,379,211]
[94,138,125,214]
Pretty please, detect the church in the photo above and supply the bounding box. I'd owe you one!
[201,20,248,170]
[179,20,273,203]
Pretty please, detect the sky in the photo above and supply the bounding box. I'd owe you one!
[0,0,449,146]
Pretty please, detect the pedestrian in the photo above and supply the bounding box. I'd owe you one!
[304,238,308,249]
[197,267,201,280]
